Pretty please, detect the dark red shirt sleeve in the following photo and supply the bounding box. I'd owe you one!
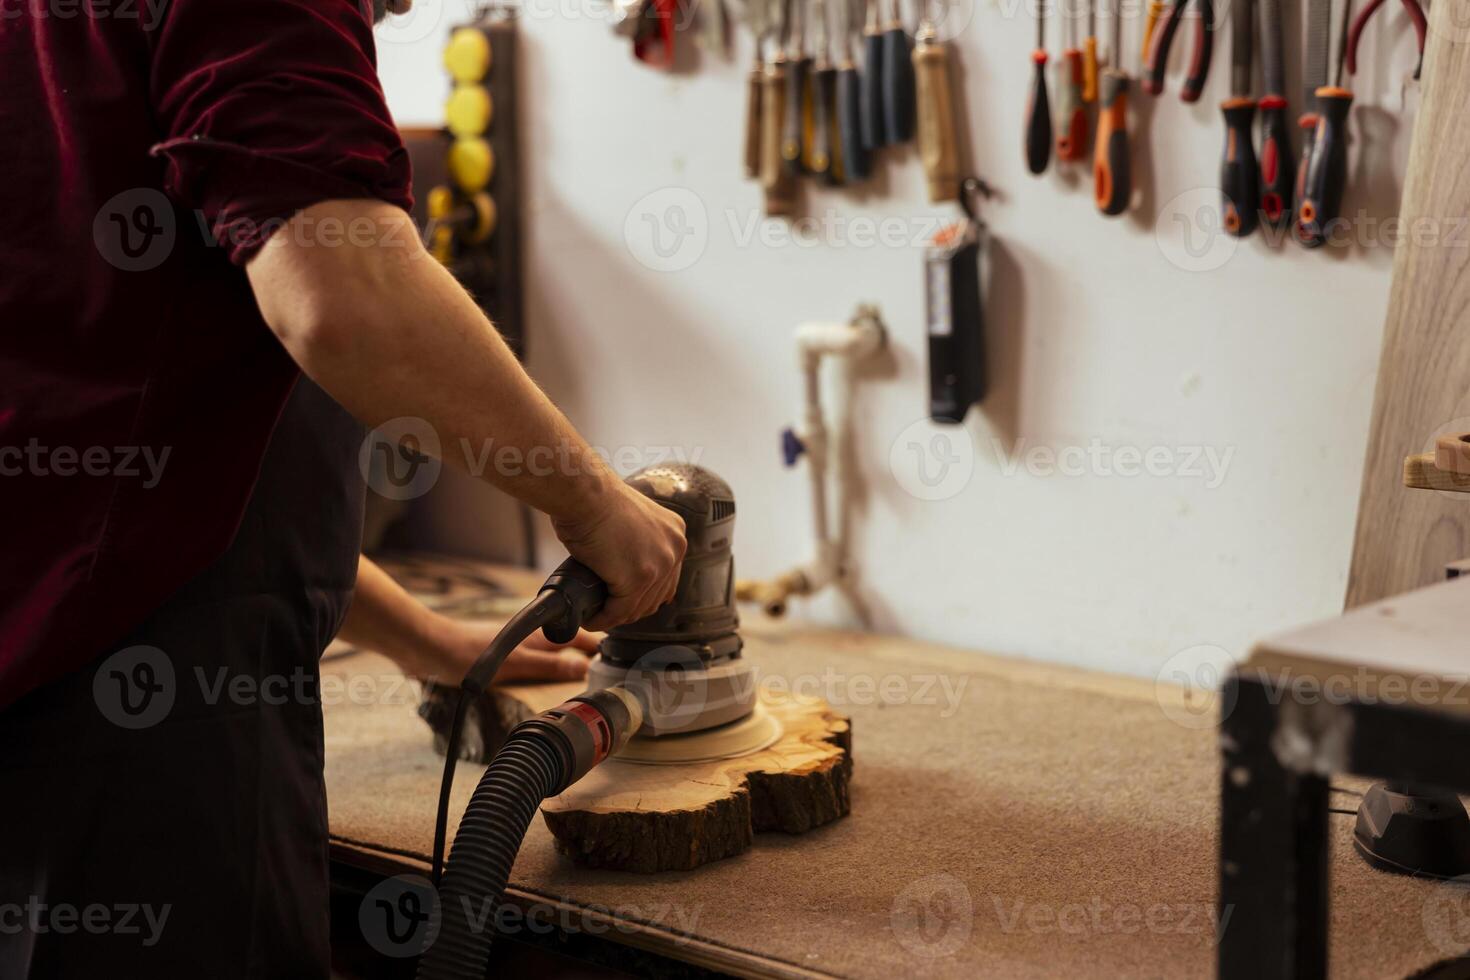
[147,0,413,264]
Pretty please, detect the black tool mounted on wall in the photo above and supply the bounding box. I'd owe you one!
[924,177,991,425]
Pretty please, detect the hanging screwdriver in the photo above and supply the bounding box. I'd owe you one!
[744,0,772,178]
[810,0,838,182]
[1219,0,1258,236]
[861,0,889,148]
[1025,0,1052,174]
[1056,0,1088,162]
[1093,0,1130,214]
[1293,0,1329,245]
[1142,0,1167,67]
[882,0,916,142]
[913,0,963,201]
[1298,0,1353,246]
[1257,0,1294,229]
[782,0,812,173]
[762,0,799,214]
[837,0,874,179]
[1083,0,1099,103]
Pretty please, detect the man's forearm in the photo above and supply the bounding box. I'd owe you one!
[246,200,615,524]
[337,555,458,680]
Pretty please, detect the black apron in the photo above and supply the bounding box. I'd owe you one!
[0,378,364,978]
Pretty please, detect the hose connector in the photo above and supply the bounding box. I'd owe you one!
[524,686,645,789]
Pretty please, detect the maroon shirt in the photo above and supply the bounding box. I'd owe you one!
[0,0,413,708]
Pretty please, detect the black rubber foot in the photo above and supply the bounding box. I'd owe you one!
[1354,782,1470,879]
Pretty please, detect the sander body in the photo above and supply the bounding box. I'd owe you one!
[585,464,779,761]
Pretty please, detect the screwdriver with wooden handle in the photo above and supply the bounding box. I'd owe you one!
[743,0,772,178]
[835,0,873,180]
[882,0,916,142]
[782,0,812,173]
[913,0,962,201]
[762,0,798,215]
[1094,0,1130,215]
[1024,0,1052,175]
[1055,0,1088,162]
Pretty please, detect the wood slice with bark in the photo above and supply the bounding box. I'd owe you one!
[540,691,853,873]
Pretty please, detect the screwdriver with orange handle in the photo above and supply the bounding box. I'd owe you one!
[1024,0,1052,174]
[1256,0,1294,230]
[1218,0,1258,237]
[1083,0,1099,103]
[1292,0,1330,246]
[1055,1,1088,162]
[1094,0,1130,215]
[1297,0,1353,247]
[1141,0,1167,68]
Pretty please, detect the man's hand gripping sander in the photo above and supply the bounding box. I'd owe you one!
[417,464,776,979]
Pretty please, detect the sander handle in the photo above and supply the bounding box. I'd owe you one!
[539,558,608,644]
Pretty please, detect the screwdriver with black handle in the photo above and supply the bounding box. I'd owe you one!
[861,0,888,148]
[836,0,873,180]
[1298,0,1352,247]
[882,0,916,142]
[744,0,774,179]
[1219,0,1258,236]
[1257,0,1294,229]
[1293,0,1330,246]
[1024,0,1051,174]
[1093,0,1130,214]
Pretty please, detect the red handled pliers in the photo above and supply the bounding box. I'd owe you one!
[1345,0,1427,80]
[1142,0,1215,102]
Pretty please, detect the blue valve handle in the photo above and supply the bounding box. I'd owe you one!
[781,428,807,467]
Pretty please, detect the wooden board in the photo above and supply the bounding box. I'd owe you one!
[1345,0,1470,607]
[420,681,854,873]
[1247,573,1470,718]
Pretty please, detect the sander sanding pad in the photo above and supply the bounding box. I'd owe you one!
[612,702,783,765]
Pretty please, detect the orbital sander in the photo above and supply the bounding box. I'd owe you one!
[583,463,779,763]
[417,464,773,979]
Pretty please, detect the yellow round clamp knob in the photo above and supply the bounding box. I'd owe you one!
[447,137,495,192]
[444,28,491,83]
[426,184,454,221]
[445,84,493,138]
[462,192,497,245]
[430,224,454,265]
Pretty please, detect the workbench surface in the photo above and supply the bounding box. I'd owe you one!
[323,566,1455,979]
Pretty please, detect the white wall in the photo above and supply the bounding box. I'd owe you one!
[374,0,1424,679]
